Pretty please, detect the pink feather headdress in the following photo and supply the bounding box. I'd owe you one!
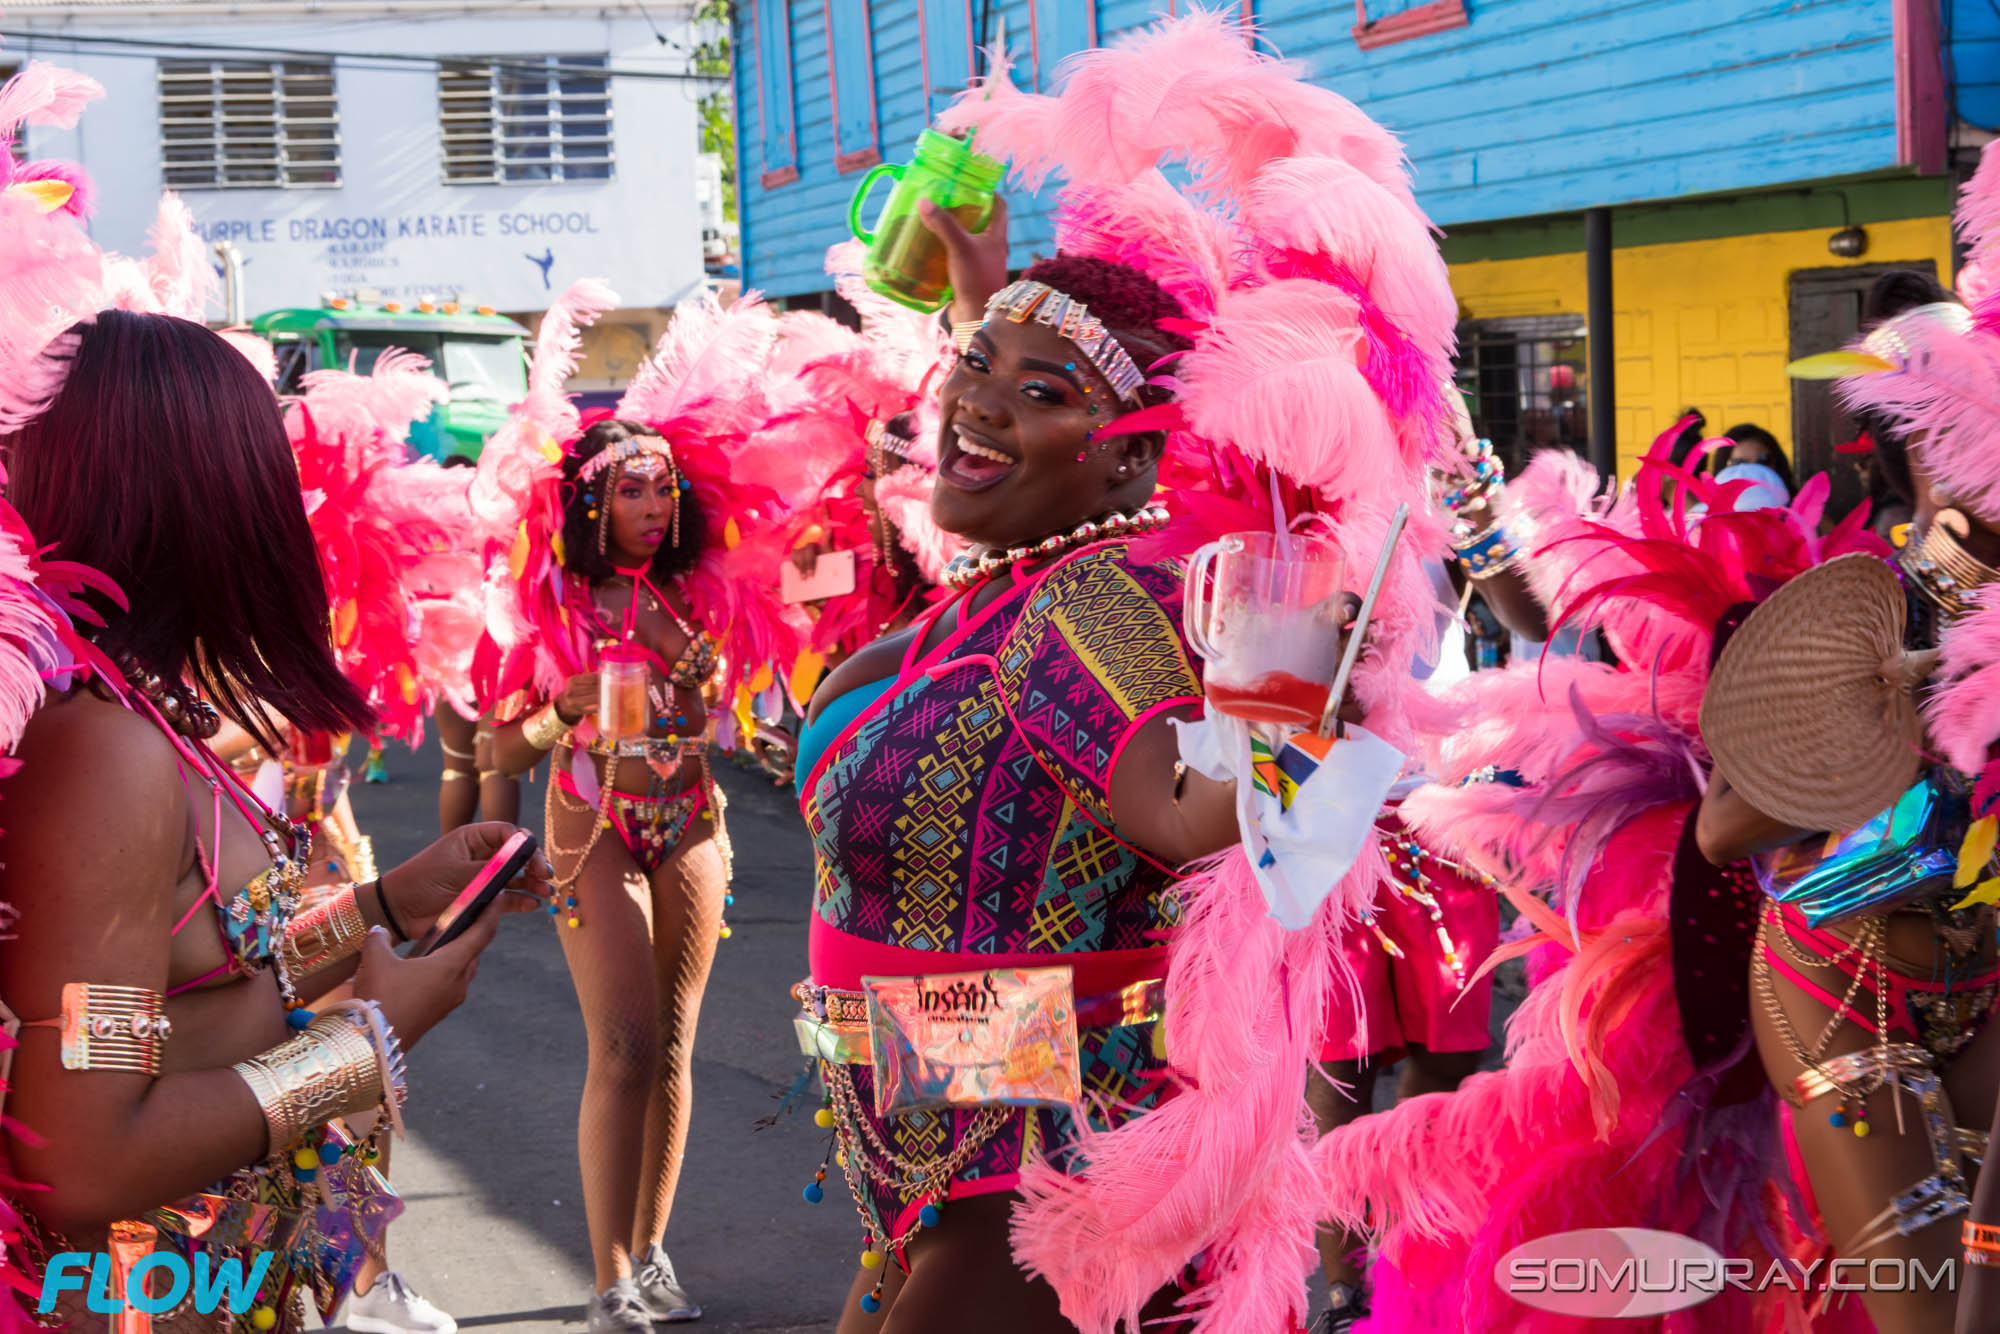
[475,283,810,744]
[933,11,1458,1332]
[742,243,963,669]
[285,352,483,741]
[0,59,252,429]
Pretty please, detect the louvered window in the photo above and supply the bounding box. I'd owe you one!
[158,59,340,188]
[2,65,23,164]
[439,54,613,184]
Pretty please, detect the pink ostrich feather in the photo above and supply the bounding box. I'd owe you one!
[0,61,101,138]
[1958,139,2000,330]
[0,196,102,432]
[938,9,1415,218]
[615,291,778,437]
[607,292,809,732]
[1013,849,1376,1334]
[216,327,278,383]
[1835,302,2000,521]
[287,353,456,739]
[825,239,954,393]
[1926,589,2000,774]
[469,279,618,705]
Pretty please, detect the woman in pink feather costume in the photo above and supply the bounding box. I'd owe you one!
[1730,139,2000,1334]
[476,282,811,1333]
[0,60,547,1334]
[1316,430,1911,1334]
[784,11,1464,1334]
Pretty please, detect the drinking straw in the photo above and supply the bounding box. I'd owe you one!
[1317,503,1410,738]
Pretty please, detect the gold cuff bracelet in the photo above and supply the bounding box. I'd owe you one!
[522,704,569,752]
[281,883,368,978]
[232,1012,383,1151]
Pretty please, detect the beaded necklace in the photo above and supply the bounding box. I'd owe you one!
[941,505,1170,590]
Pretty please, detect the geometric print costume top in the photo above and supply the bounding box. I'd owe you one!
[801,540,1202,979]
[797,539,1202,1257]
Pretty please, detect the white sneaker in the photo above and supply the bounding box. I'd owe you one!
[588,1279,655,1334]
[347,1272,458,1334]
[634,1246,701,1323]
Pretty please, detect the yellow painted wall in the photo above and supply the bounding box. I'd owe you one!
[1447,217,1956,476]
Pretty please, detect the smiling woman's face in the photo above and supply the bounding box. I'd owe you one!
[932,317,1159,550]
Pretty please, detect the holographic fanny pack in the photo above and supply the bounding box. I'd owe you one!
[1757,774,1968,927]
[862,966,1081,1117]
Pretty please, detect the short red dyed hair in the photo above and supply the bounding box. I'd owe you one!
[6,311,374,745]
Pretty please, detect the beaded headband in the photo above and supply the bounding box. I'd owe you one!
[578,435,675,482]
[985,280,1147,405]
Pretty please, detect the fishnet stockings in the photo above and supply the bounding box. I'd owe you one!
[554,787,725,1290]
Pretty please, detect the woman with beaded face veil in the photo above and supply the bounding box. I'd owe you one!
[479,281,804,1334]
[485,419,725,1333]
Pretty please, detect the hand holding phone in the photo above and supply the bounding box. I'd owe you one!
[414,829,540,956]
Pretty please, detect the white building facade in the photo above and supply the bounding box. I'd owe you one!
[3,0,714,332]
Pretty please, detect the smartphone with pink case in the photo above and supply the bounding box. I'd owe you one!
[781,548,858,603]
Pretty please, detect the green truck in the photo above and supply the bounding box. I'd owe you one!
[253,299,532,462]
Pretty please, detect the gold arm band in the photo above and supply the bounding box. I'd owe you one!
[24,984,171,1076]
[232,1012,382,1151]
[442,767,476,781]
[952,319,983,354]
[281,883,368,978]
[522,704,569,752]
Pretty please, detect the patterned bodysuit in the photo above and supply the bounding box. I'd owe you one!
[799,540,1201,1250]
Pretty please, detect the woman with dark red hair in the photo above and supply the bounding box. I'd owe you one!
[0,311,551,1333]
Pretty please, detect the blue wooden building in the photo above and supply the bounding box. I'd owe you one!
[734,0,1997,488]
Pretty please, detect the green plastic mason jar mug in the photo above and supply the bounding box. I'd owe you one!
[847,129,1003,313]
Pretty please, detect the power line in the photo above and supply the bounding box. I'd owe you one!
[0,28,722,84]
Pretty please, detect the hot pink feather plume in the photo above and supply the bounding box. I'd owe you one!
[610,292,809,729]
[470,278,619,704]
[287,351,458,740]
[1924,589,2000,774]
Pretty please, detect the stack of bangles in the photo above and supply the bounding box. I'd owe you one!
[1445,436,1519,580]
[1965,1220,2000,1267]
[250,880,410,1147]
[522,702,572,752]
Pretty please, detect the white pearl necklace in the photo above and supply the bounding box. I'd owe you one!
[941,506,1170,590]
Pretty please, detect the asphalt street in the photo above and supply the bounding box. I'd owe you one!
[336,733,1521,1333]
[338,735,851,1334]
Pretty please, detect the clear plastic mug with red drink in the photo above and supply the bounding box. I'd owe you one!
[1184,531,1346,728]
